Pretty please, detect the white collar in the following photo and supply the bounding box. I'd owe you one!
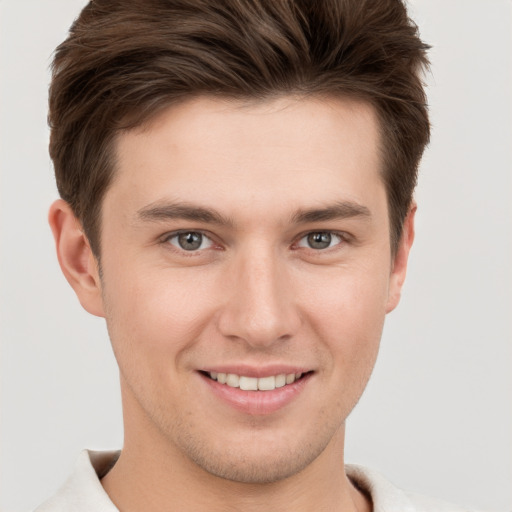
[35,450,472,512]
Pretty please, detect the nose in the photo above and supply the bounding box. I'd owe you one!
[217,247,301,348]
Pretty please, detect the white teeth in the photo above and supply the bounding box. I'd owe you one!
[226,374,240,387]
[275,374,286,388]
[286,373,296,385]
[239,376,258,391]
[208,371,304,390]
[257,376,275,391]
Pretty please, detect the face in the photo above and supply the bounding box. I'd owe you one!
[61,95,413,483]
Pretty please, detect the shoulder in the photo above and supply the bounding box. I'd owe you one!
[33,450,120,512]
[346,464,483,512]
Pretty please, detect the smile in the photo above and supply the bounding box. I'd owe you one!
[200,368,312,414]
[207,372,304,391]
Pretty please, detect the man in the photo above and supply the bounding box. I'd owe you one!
[34,0,473,510]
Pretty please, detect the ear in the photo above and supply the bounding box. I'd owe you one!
[48,199,105,317]
[386,203,416,314]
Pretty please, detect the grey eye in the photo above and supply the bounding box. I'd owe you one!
[168,231,213,251]
[307,232,332,249]
[297,232,343,250]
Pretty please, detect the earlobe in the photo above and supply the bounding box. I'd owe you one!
[48,199,105,317]
[386,203,416,314]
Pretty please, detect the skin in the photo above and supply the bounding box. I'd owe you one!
[49,95,415,512]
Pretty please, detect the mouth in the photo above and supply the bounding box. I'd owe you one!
[201,371,309,391]
[199,369,313,414]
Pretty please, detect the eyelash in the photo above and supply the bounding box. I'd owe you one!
[161,230,349,254]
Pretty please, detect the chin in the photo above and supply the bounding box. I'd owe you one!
[186,443,321,484]
[166,417,341,485]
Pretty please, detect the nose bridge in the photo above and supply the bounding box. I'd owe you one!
[218,243,299,347]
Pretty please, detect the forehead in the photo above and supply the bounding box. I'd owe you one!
[109,95,385,223]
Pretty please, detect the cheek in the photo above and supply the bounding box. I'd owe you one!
[101,264,219,373]
[299,261,390,365]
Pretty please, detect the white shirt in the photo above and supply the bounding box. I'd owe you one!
[34,450,478,511]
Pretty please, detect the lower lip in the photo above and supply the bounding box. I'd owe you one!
[200,373,312,415]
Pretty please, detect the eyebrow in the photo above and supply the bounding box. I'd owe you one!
[290,201,372,224]
[136,199,371,227]
[136,201,235,227]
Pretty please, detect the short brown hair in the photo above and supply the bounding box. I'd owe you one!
[49,0,430,257]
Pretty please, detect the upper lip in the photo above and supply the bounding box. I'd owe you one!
[199,365,311,378]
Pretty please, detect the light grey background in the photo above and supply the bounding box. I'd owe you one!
[1,1,510,511]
